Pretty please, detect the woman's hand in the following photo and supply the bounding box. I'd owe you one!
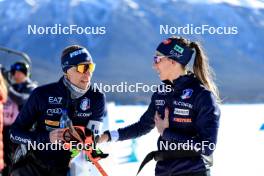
[154,108,169,136]
[97,133,109,143]
[49,128,66,143]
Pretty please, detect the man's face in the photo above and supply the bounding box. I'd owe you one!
[12,71,27,84]
[66,62,93,90]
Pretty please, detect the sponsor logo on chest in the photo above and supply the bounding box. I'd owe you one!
[174,108,190,116]
[80,98,90,111]
[173,101,193,109]
[46,108,62,116]
[77,112,92,118]
[48,97,62,105]
[181,89,193,100]
[155,100,165,106]
[45,120,60,126]
[173,118,192,123]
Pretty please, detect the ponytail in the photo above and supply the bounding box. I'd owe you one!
[190,41,220,102]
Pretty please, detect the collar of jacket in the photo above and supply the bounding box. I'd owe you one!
[162,72,199,92]
[61,76,89,99]
[12,78,32,89]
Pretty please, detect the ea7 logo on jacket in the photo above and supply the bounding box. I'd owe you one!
[48,97,62,105]
[80,98,90,111]
[181,89,193,100]
[155,100,165,106]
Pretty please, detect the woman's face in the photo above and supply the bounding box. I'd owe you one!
[153,55,174,81]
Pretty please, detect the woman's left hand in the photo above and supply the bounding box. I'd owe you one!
[154,108,169,136]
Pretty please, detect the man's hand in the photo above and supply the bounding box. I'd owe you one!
[49,128,66,143]
[154,108,169,136]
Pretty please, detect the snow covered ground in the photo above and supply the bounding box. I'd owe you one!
[97,103,264,176]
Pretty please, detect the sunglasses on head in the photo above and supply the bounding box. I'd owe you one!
[153,55,174,64]
[73,63,96,74]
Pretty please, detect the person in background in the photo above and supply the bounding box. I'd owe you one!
[8,62,37,110]
[3,61,37,176]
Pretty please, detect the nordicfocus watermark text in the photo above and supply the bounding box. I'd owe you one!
[27,141,97,151]
[93,82,172,93]
[160,24,238,35]
[28,24,106,35]
[159,140,216,152]
[26,140,215,152]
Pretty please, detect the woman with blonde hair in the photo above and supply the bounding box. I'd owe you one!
[100,36,221,176]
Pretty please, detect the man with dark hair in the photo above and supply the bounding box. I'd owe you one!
[9,45,106,176]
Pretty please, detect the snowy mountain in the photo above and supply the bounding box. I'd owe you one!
[0,0,264,103]
[185,0,264,9]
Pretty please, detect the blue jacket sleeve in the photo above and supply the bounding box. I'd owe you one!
[10,89,50,145]
[162,90,220,156]
[117,95,156,141]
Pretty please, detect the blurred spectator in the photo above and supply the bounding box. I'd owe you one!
[2,61,37,176]
[8,62,37,110]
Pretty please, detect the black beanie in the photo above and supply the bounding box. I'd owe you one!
[10,62,29,76]
[156,37,194,66]
[61,47,93,73]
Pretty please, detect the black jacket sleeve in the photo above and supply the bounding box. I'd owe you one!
[10,89,50,145]
[118,95,156,141]
[91,93,106,122]
[86,93,106,135]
